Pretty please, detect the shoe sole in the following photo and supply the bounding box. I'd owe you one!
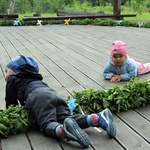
[64,118,91,148]
[101,108,116,138]
[107,121,116,138]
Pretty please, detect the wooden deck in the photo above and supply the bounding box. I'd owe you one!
[0,25,150,150]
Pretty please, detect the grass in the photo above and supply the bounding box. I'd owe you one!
[124,12,150,21]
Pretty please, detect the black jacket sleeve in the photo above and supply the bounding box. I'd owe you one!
[5,78,18,108]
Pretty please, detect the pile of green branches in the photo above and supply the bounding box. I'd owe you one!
[0,105,35,137]
[66,78,150,114]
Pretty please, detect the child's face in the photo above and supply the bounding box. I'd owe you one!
[112,54,126,66]
[5,67,14,82]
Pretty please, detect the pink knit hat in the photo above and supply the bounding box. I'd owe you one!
[111,40,127,58]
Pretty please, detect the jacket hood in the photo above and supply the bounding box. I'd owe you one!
[14,64,43,80]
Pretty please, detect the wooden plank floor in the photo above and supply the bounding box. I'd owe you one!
[0,25,150,150]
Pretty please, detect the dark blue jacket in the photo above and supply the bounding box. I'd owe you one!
[5,64,49,108]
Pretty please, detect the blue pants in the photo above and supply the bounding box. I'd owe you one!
[26,87,88,138]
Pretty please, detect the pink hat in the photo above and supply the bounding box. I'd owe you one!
[111,40,127,58]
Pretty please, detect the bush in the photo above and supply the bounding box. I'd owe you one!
[93,19,118,26]
[118,20,139,27]
[143,22,150,28]
[0,20,14,26]
[0,18,149,29]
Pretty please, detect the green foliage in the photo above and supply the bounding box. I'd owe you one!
[118,20,139,27]
[22,19,63,26]
[22,20,37,26]
[0,20,14,26]
[0,0,10,14]
[70,18,93,25]
[47,20,64,24]
[47,0,65,13]
[143,22,150,28]
[145,0,150,8]
[66,78,150,114]
[0,105,34,137]
[15,0,31,14]
[70,18,150,28]
[93,19,118,26]
[130,0,146,14]
[65,1,110,13]
[20,0,65,13]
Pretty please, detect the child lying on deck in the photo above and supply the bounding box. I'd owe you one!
[103,40,150,82]
[5,55,116,148]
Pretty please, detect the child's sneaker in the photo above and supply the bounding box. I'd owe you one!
[98,108,116,138]
[62,117,91,148]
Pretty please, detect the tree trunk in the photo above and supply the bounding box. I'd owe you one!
[9,0,16,14]
[113,0,121,15]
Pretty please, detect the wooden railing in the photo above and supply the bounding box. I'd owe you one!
[0,14,18,20]
[23,14,137,21]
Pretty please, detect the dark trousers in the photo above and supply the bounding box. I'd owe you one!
[26,87,89,138]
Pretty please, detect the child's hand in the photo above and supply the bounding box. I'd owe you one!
[110,76,117,82]
[110,75,121,82]
[115,75,121,82]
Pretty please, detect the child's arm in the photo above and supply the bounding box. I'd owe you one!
[120,63,137,80]
[5,79,18,108]
[103,63,115,80]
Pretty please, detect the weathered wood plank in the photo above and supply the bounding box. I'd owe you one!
[84,128,124,150]
[27,130,62,150]
[1,134,31,150]
[114,115,150,150]
[59,127,124,150]
[116,109,150,143]
[134,105,150,121]
[0,42,12,108]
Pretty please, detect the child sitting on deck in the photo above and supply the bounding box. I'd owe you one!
[5,55,116,148]
[103,40,150,82]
